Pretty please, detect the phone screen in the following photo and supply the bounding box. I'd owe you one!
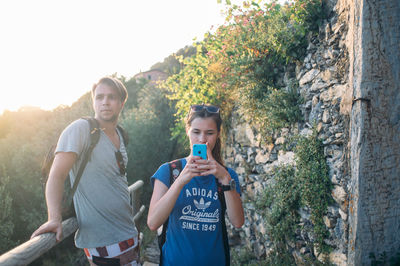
[193,144,207,160]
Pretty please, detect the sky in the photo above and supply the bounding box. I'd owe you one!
[0,0,238,114]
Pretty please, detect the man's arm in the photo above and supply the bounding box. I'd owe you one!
[31,152,77,241]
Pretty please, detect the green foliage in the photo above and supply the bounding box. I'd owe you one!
[294,130,332,254]
[257,166,300,257]
[0,174,15,253]
[164,45,231,145]
[0,95,92,262]
[232,245,296,266]
[240,80,303,136]
[0,72,182,263]
[257,130,332,261]
[231,246,261,266]
[122,83,185,209]
[122,76,149,111]
[151,45,197,75]
[164,0,323,140]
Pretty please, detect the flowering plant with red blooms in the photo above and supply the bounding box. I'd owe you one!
[164,0,324,141]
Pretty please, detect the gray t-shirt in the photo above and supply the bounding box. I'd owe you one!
[56,119,138,248]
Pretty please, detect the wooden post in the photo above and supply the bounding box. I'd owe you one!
[129,180,144,217]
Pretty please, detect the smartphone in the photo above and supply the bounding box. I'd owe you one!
[193,144,207,160]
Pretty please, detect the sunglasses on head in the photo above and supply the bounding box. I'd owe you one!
[190,104,220,114]
[115,150,126,176]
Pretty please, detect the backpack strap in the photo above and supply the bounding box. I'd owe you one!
[158,159,182,266]
[67,117,101,204]
[117,124,129,147]
[216,180,230,266]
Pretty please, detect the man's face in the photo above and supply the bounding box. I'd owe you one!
[93,83,124,123]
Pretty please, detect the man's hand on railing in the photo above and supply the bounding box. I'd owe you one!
[1,181,144,266]
[31,219,63,242]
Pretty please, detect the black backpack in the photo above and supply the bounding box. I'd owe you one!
[158,159,231,266]
[41,117,129,218]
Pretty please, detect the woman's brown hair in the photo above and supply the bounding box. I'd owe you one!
[185,107,224,166]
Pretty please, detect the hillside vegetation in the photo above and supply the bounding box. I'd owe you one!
[0,0,326,264]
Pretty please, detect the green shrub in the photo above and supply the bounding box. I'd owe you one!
[257,165,300,257]
[257,130,332,261]
[295,130,333,254]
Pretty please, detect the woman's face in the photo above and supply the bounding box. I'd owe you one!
[187,117,219,153]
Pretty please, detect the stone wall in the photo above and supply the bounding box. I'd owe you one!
[223,0,400,265]
[348,0,400,264]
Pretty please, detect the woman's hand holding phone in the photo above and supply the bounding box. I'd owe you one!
[194,143,231,184]
[178,143,230,185]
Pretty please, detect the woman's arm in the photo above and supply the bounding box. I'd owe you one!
[219,174,245,228]
[147,178,185,231]
[147,157,202,231]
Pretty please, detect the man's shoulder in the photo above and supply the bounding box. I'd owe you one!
[65,118,91,131]
[58,118,92,143]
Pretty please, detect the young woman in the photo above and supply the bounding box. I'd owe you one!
[147,104,244,266]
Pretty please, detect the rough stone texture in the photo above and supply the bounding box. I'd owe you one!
[223,0,352,263]
[348,0,400,264]
[221,0,399,265]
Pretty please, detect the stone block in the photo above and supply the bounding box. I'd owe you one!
[323,109,331,123]
[235,154,244,163]
[234,123,252,146]
[324,215,337,228]
[236,167,245,175]
[329,251,347,266]
[299,69,320,86]
[274,136,285,145]
[310,80,329,92]
[332,185,347,204]
[339,208,348,221]
[277,151,295,165]
[255,150,269,164]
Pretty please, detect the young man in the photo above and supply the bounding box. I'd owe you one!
[31,77,139,265]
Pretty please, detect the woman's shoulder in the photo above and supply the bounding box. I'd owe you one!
[151,158,186,187]
[225,166,237,174]
[225,166,239,180]
[160,158,186,168]
[153,158,186,175]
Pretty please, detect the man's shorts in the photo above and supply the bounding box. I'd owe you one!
[83,236,140,266]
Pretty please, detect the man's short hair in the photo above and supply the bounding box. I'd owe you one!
[92,77,128,104]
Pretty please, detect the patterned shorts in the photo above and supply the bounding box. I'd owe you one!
[83,236,140,266]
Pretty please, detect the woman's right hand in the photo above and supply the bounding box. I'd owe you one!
[177,155,204,185]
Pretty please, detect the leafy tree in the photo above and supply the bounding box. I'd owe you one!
[163,0,323,140]
[0,98,92,263]
[122,83,185,207]
[151,45,196,75]
[121,76,149,112]
[0,174,14,253]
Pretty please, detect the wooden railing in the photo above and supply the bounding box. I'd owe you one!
[0,180,145,266]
